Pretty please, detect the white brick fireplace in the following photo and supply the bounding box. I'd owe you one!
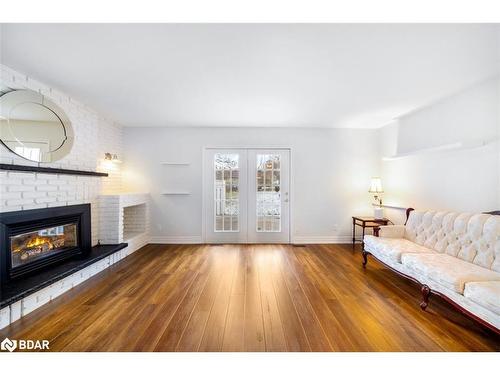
[0,64,123,245]
[0,65,150,329]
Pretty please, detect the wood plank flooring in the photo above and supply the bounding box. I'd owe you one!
[1,244,499,351]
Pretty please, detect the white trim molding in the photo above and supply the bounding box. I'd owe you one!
[149,236,357,245]
[382,138,498,161]
[292,235,354,244]
[150,235,203,244]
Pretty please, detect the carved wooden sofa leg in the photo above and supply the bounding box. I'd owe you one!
[420,285,431,310]
[362,250,368,268]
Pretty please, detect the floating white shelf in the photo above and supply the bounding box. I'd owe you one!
[160,162,190,166]
[382,138,497,161]
[161,191,191,195]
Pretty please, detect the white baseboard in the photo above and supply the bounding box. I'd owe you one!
[150,235,203,244]
[292,235,359,244]
[149,235,360,245]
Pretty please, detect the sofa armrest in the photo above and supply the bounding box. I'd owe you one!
[378,225,405,238]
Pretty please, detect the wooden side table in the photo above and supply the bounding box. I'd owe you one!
[352,216,389,251]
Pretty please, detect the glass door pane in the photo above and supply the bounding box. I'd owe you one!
[256,154,281,232]
[214,153,240,232]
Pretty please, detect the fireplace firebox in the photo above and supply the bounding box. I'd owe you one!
[0,204,91,284]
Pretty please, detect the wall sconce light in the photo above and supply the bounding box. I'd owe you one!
[104,153,122,163]
[368,177,384,219]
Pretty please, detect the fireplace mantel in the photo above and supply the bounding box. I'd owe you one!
[0,163,108,177]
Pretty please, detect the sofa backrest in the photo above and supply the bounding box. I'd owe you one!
[405,210,500,272]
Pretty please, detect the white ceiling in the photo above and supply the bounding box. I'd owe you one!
[1,24,499,128]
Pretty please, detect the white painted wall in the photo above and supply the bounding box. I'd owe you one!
[3,69,493,246]
[379,77,500,219]
[123,127,380,243]
[396,79,499,154]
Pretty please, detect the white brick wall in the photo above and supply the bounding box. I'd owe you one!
[0,64,124,245]
[124,204,147,239]
[0,306,9,328]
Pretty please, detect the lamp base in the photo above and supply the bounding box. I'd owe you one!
[373,207,384,220]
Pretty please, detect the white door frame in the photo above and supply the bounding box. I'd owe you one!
[202,146,293,244]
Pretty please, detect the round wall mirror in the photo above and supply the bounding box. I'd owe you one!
[0,89,74,163]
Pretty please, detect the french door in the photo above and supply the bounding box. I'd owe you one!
[204,148,290,243]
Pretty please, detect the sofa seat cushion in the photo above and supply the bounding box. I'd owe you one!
[364,235,434,264]
[463,281,500,315]
[401,253,500,294]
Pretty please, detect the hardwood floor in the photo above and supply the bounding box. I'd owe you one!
[1,244,499,351]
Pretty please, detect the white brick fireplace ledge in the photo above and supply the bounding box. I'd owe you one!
[99,192,150,252]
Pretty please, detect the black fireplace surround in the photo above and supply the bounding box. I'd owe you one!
[0,204,92,285]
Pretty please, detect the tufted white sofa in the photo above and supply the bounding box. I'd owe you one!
[363,210,500,333]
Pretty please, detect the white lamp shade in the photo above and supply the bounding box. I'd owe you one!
[369,177,383,193]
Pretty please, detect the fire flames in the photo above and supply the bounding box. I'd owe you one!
[10,224,77,267]
[12,234,66,262]
[26,236,54,250]
[12,235,66,256]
